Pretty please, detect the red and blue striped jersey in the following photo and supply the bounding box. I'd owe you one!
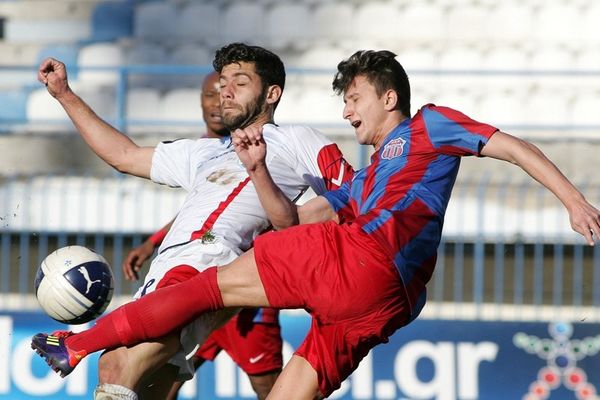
[323,104,498,321]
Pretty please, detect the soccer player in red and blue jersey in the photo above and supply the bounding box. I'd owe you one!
[32,49,600,400]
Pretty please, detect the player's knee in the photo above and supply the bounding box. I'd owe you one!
[98,349,129,383]
[249,371,280,400]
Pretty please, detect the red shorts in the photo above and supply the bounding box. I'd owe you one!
[254,221,409,397]
[195,308,283,375]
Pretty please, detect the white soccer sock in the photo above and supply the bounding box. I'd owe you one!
[94,383,138,400]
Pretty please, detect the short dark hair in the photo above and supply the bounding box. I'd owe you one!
[213,42,286,99]
[332,50,411,117]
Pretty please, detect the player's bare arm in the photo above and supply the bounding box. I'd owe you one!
[38,58,154,179]
[481,130,600,245]
[298,196,339,225]
[232,126,299,229]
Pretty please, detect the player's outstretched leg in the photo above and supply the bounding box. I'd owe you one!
[30,331,87,378]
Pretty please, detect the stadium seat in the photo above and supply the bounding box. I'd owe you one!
[27,88,69,121]
[36,44,79,68]
[266,2,313,50]
[295,45,348,69]
[580,3,600,46]
[528,46,576,71]
[312,3,354,47]
[91,1,133,42]
[571,92,600,125]
[439,46,485,70]
[133,2,178,41]
[27,85,115,122]
[77,43,125,86]
[300,86,344,125]
[445,3,491,43]
[486,3,533,45]
[126,88,161,122]
[125,42,168,65]
[354,2,401,46]
[221,2,266,44]
[396,46,439,72]
[170,44,212,65]
[160,88,202,122]
[0,90,28,123]
[399,3,444,43]
[534,4,581,45]
[175,3,221,44]
[524,88,571,126]
[575,47,600,70]
[4,19,91,43]
[481,45,528,70]
[476,89,527,127]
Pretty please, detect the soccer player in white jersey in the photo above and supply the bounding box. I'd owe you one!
[32,43,353,400]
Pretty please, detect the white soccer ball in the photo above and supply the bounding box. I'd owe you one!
[34,245,114,324]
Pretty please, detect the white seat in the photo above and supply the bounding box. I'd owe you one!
[399,3,444,43]
[134,2,178,41]
[580,4,600,46]
[175,3,221,43]
[266,2,313,50]
[439,46,484,70]
[524,88,570,126]
[295,45,348,69]
[477,90,527,127]
[445,4,490,42]
[486,3,533,45]
[575,48,600,71]
[481,45,528,70]
[27,85,114,121]
[534,4,581,44]
[355,2,401,46]
[221,2,266,44]
[312,3,354,46]
[397,46,439,72]
[300,85,344,125]
[127,88,161,121]
[4,19,90,42]
[571,92,600,125]
[528,46,575,70]
[77,43,125,86]
[27,88,68,121]
[160,89,202,122]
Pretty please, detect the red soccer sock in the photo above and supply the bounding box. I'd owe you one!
[65,266,224,354]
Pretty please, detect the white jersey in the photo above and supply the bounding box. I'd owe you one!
[150,123,352,255]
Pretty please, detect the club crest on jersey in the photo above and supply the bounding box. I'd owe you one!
[381,137,406,160]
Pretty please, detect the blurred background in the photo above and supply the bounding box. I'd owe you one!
[2,0,600,399]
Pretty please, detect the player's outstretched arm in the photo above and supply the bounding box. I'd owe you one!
[481,131,600,245]
[232,126,299,229]
[38,58,154,178]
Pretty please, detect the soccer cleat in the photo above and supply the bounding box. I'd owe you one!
[30,331,87,378]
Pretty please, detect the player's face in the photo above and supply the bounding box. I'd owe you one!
[219,62,268,131]
[201,72,228,138]
[343,75,389,148]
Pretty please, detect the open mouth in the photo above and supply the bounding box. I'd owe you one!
[351,120,361,129]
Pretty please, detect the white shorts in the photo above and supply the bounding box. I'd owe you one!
[134,239,241,380]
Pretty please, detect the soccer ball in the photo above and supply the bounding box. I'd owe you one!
[34,245,114,324]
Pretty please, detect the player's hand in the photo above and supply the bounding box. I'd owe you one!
[568,199,600,246]
[37,58,70,99]
[122,240,155,281]
[232,125,267,172]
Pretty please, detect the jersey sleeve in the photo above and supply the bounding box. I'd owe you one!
[150,139,195,190]
[421,104,498,156]
[286,125,354,195]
